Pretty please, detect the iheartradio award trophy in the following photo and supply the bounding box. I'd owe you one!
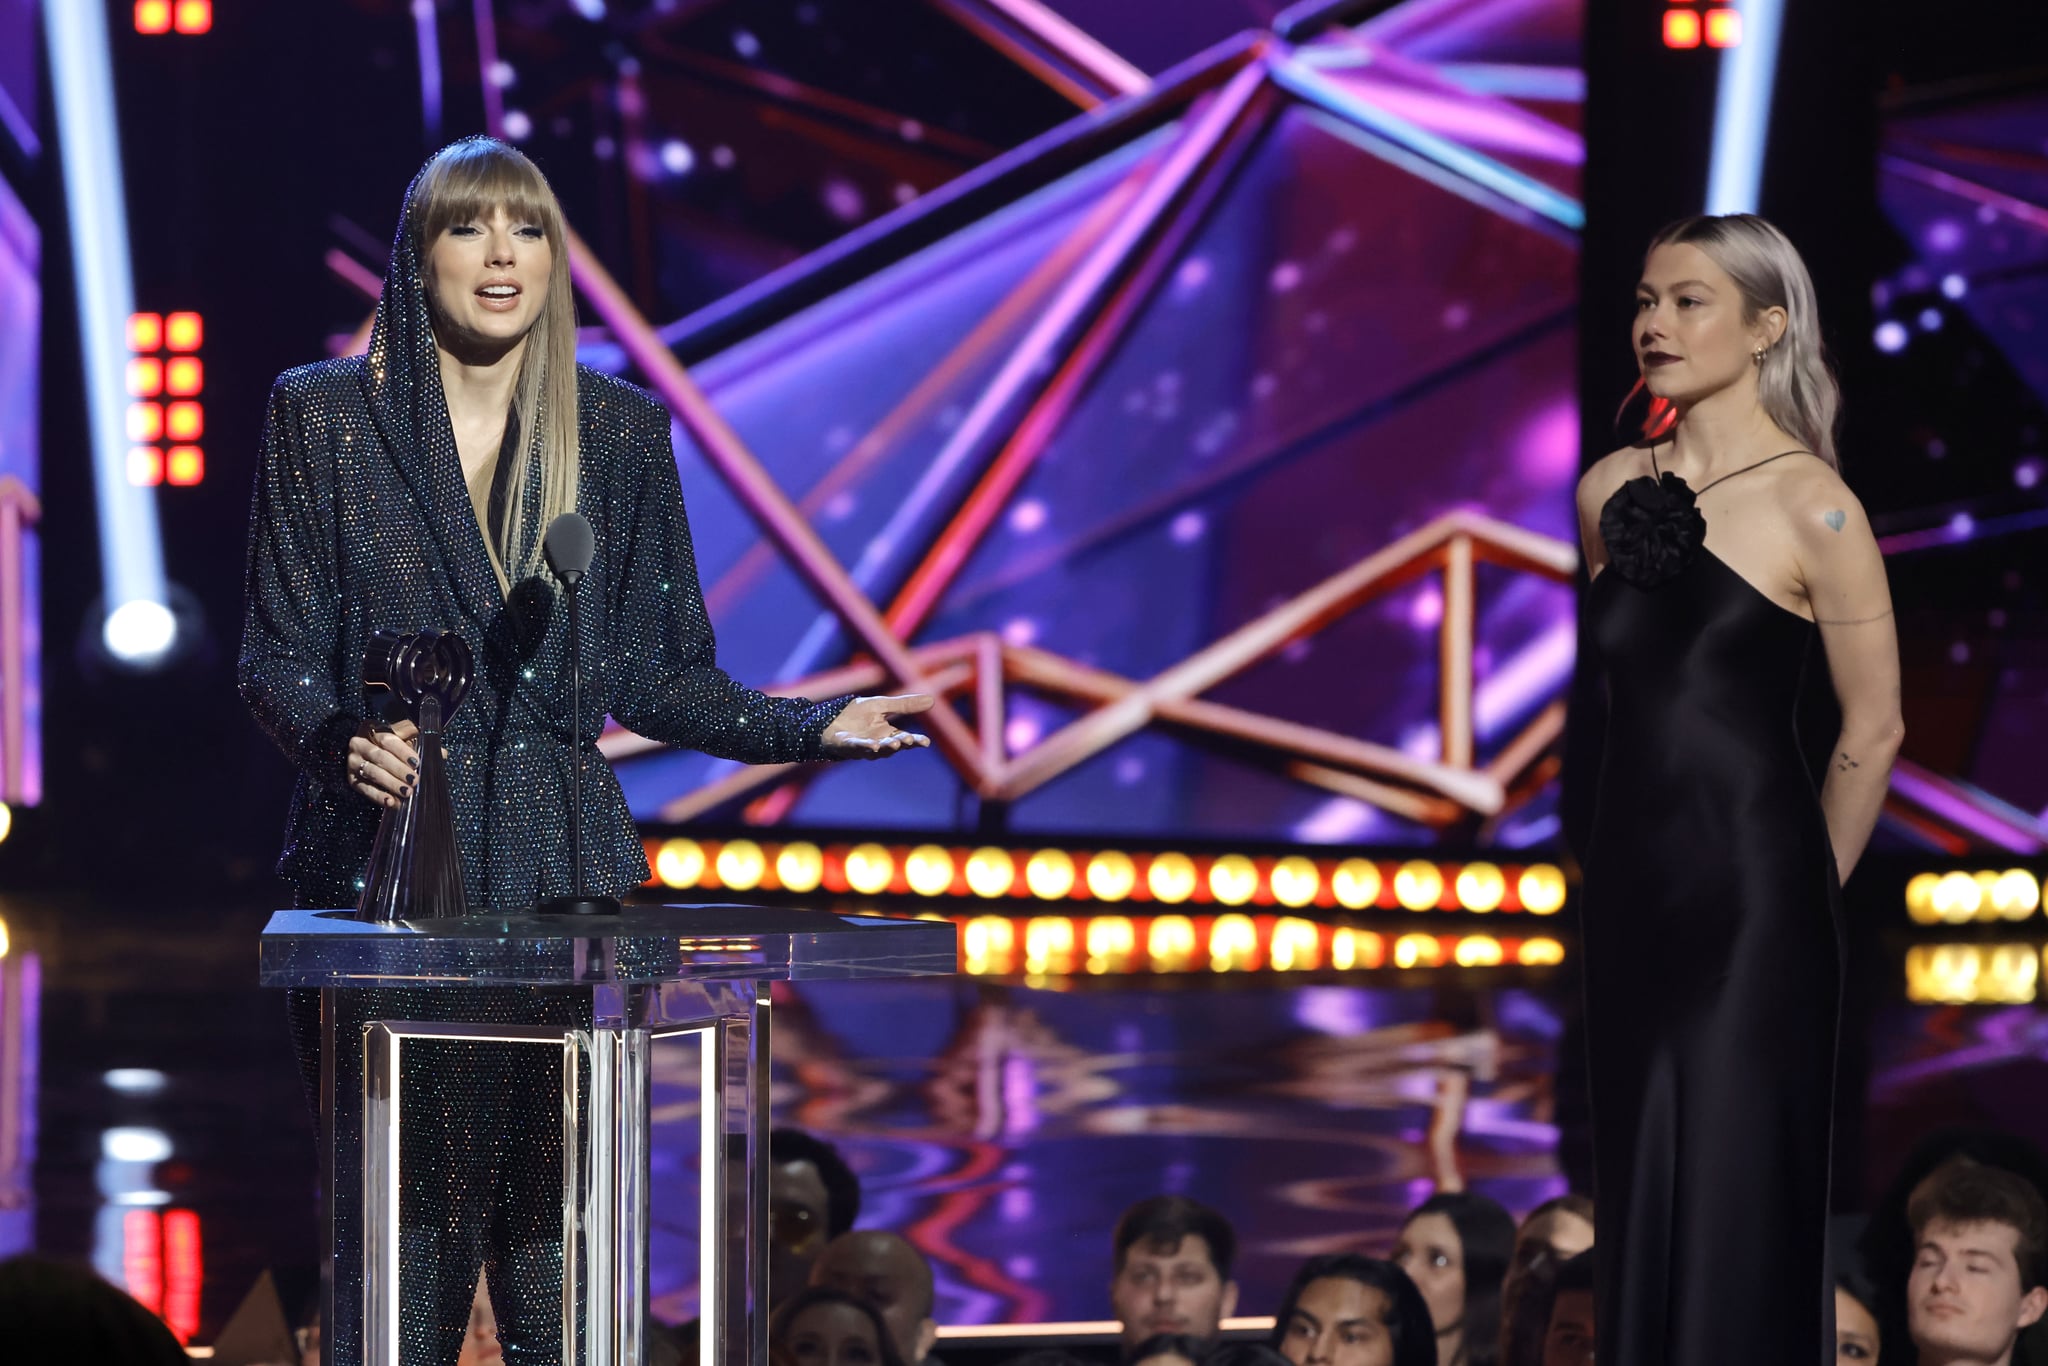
[354,627,473,922]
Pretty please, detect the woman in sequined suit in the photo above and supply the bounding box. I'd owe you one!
[239,137,931,1364]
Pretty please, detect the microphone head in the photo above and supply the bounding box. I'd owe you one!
[544,512,596,584]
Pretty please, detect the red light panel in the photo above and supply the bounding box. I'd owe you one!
[165,357,203,396]
[134,1,172,34]
[173,0,212,34]
[129,447,165,486]
[128,403,164,443]
[164,311,203,351]
[162,1210,203,1343]
[123,1208,164,1312]
[1705,8,1742,46]
[1663,9,1702,46]
[127,358,164,398]
[128,312,164,352]
[165,401,204,442]
[166,447,205,486]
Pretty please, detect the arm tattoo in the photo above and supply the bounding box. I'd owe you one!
[1836,752,1861,773]
[1815,608,1895,625]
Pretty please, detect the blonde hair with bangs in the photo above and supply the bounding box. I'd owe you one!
[411,137,580,585]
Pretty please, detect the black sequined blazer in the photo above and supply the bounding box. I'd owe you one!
[239,185,841,908]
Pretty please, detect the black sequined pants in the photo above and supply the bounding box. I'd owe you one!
[290,985,591,1366]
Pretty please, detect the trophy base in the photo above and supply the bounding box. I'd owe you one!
[537,893,623,917]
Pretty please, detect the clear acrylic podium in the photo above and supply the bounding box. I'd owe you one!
[260,904,956,1366]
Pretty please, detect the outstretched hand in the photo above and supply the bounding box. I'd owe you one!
[821,694,935,761]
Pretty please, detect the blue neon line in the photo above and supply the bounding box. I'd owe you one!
[413,0,444,142]
[1435,63,1586,103]
[43,0,166,611]
[1705,0,1785,213]
[1272,58,1584,231]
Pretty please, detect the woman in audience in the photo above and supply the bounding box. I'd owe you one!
[1130,1332,1208,1366]
[772,1286,911,1366]
[1393,1192,1517,1366]
[1271,1252,1438,1366]
[1499,1195,1594,1365]
[1836,1272,1881,1363]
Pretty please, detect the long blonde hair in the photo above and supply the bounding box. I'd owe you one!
[410,137,579,582]
[1646,213,1841,468]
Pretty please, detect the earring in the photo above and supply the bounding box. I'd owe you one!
[1752,346,1767,364]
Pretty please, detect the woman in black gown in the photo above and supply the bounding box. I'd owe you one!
[1573,214,1904,1365]
[240,137,933,1363]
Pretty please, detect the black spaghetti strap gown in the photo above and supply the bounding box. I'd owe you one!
[1581,448,1843,1366]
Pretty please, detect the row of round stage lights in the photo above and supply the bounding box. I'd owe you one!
[1904,869,2043,925]
[650,839,1567,913]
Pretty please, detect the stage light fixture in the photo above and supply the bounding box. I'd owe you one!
[964,846,1016,898]
[127,403,162,443]
[775,842,824,894]
[1904,942,2038,1005]
[165,447,203,486]
[1394,861,1445,912]
[1518,865,1567,914]
[1085,916,1135,974]
[1455,935,1505,967]
[1148,915,1196,972]
[1932,871,1982,924]
[1209,854,1258,907]
[1025,848,1076,900]
[1518,937,1565,966]
[161,1210,202,1343]
[905,844,955,897]
[133,1,171,35]
[1147,852,1196,905]
[102,599,177,664]
[1904,872,1941,925]
[0,804,10,846]
[1024,916,1076,975]
[1704,8,1741,47]
[1270,917,1320,971]
[1270,856,1319,909]
[172,0,210,35]
[1086,850,1136,902]
[127,447,163,487]
[654,838,705,889]
[1210,914,1258,972]
[1456,863,1506,912]
[164,401,203,442]
[1990,869,2041,920]
[164,357,201,396]
[1662,9,1702,48]
[126,358,162,397]
[963,915,1015,975]
[714,839,766,892]
[164,311,202,350]
[1394,933,1444,969]
[1332,859,1381,910]
[844,843,894,896]
[123,1208,163,1313]
[104,1068,167,1094]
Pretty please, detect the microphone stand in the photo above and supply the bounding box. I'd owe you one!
[539,530,621,917]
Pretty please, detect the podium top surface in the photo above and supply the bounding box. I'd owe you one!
[259,903,957,988]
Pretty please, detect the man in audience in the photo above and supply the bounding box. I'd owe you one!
[1109,1196,1240,1357]
[813,1229,942,1366]
[1907,1157,2048,1366]
[1541,1253,1594,1366]
[772,1128,864,1313]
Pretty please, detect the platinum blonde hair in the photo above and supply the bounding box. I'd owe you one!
[1649,213,1841,469]
[411,137,579,583]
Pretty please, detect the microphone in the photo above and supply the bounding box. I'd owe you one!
[538,512,620,917]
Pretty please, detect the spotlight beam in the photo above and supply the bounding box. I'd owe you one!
[43,0,172,656]
[1704,0,1785,213]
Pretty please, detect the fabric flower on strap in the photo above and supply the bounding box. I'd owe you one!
[1599,472,1706,589]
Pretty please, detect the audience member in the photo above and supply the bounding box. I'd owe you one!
[1906,1157,2048,1366]
[1270,1252,1437,1366]
[813,1230,942,1366]
[1839,1272,1882,1363]
[1392,1192,1516,1366]
[1498,1195,1593,1366]
[1861,1130,2048,1366]
[0,1255,192,1366]
[1535,1255,1591,1366]
[773,1129,865,1313]
[774,1285,912,1366]
[1128,1332,1207,1366]
[1110,1196,1241,1355]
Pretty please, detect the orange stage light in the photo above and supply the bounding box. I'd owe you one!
[128,402,164,443]
[1704,8,1742,46]
[128,447,165,487]
[127,358,163,397]
[165,311,204,351]
[134,1,172,35]
[129,312,164,352]
[166,447,205,486]
[165,357,203,396]
[165,401,204,442]
[173,0,212,35]
[1663,9,1702,47]
[162,1210,203,1343]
